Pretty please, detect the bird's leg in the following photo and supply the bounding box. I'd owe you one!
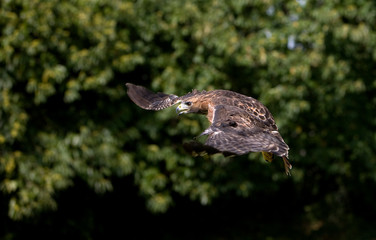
[262,152,274,163]
[282,156,292,176]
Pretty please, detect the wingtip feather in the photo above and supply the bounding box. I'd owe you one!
[126,83,179,111]
[126,83,154,109]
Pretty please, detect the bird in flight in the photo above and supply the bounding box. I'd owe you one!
[126,83,292,175]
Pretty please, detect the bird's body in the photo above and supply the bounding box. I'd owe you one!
[126,83,292,175]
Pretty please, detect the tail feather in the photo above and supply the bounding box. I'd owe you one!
[282,156,292,176]
[263,152,292,176]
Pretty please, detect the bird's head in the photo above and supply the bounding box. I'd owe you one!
[175,89,207,115]
[176,100,201,115]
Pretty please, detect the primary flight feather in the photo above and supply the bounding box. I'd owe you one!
[126,83,292,175]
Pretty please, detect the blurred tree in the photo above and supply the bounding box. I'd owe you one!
[0,0,375,238]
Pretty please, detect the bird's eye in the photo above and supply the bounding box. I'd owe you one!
[185,102,192,106]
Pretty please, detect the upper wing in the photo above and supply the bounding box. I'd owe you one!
[126,83,180,110]
[209,90,278,130]
[203,105,289,156]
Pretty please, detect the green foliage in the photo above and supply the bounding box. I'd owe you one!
[1,0,376,238]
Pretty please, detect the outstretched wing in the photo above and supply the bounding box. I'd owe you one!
[203,105,289,156]
[126,83,180,110]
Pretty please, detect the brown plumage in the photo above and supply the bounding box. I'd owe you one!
[126,83,292,175]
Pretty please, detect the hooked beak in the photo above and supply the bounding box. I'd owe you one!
[176,103,190,115]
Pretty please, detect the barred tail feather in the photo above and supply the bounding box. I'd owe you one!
[283,156,292,176]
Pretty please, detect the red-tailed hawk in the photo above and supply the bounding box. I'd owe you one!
[126,83,292,175]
